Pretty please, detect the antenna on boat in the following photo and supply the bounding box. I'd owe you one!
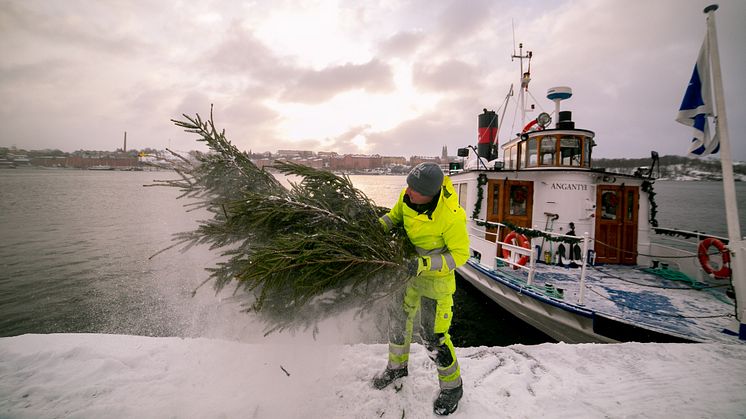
[511,20,517,59]
[511,42,533,128]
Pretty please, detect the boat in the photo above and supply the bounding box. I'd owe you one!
[88,165,114,171]
[0,159,17,169]
[450,6,745,344]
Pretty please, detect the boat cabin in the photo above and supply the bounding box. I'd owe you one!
[449,34,743,344]
[501,112,594,171]
[454,93,651,268]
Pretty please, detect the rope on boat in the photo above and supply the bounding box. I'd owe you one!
[593,239,722,259]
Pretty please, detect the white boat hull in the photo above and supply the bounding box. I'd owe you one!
[458,261,617,343]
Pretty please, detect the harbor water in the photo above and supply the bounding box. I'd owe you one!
[1,168,745,346]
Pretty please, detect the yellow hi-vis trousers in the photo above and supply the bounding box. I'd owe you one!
[386,278,462,390]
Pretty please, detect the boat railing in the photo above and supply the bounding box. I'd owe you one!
[468,218,592,304]
[643,227,729,281]
[527,226,592,305]
[650,226,728,248]
[468,220,534,274]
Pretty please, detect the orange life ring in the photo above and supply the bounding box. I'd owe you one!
[697,238,731,278]
[502,231,531,269]
[521,119,545,134]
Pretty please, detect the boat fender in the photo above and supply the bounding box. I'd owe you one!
[502,231,531,269]
[697,238,731,279]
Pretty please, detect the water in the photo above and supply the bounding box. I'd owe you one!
[652,180,746,237]
[0,169,214,337]
[1,170,745,346]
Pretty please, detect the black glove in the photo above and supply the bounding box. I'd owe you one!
[406,257,426,277]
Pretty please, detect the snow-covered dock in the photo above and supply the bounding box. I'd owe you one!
[1,334,745,418]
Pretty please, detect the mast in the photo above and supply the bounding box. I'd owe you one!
[511,43,532,129]
[705,4,745,339]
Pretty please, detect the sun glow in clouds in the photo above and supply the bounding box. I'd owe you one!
[350,133,369,152]
[268,86,442,152]
[249,2,446,152]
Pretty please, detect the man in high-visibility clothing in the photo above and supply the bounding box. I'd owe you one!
[373,162,470,416]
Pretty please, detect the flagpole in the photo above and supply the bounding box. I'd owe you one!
[704,4,746,338]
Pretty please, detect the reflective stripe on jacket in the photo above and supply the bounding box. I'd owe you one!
[380,176,469,296]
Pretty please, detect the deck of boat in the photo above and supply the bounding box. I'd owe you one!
[465,260,741,344]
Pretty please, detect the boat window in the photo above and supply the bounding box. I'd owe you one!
[457,183,468,209]
[560,136,582,166]
[626,189,634,221]
[503,147,512,170]
[584,136,593,167]
[526,137,538,167]
[600,190,619,220]
[518,143,526,169]
[491,184,500,216]
[509,184,529,216]
[510,146,518,170]
[540,136,556,166]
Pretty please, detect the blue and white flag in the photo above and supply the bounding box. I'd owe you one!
[676,34,719,156]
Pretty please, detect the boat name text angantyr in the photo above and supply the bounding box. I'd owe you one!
[550,183,589,191]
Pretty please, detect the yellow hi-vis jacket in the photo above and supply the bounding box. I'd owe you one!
[380,176,470,298]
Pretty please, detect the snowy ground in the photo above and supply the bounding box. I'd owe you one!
[1,334,745,419]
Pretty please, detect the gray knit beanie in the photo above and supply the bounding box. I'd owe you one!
[406,162,444,196]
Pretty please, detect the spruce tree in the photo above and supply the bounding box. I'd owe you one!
[150,109,414,334]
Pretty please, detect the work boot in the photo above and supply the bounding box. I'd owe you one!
[433,384,463,416]
[371,367,408,390]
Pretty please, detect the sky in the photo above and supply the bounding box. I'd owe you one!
[2,334,746,418]
[1,0,745,160]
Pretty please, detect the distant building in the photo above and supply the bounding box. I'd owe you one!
[249,151,272,160]
[253,158,273,169]
[382,156,407,166]
[409,155,440,166]
[276,150,315,158]
[299,158,324,169]
[6,154,31,166]
[330,154,383,170]
[31,156,68,167]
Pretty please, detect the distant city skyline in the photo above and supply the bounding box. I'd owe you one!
[0,143,444,159]
[1,1,745,160]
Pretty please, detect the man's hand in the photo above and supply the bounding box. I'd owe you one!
[406,256,428,277]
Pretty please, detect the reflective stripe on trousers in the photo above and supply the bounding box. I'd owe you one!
[387,342,410,369]
[387,283,461,389]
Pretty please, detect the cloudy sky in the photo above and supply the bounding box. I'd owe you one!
[1,0,745,160]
